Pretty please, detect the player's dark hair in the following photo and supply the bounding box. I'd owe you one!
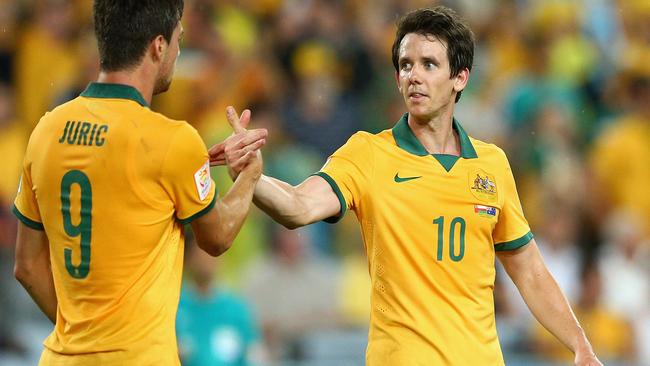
[392,6,474,102]
[93,0,184,72]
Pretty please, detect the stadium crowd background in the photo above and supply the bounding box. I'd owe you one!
[0,0,648,365]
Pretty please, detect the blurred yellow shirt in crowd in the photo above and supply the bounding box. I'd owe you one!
[0,121,26,204]
[13,83,216,365]
[318,114,532,365]
[15,26,79,128]
[591,114,650,234]
[531,306,633,362]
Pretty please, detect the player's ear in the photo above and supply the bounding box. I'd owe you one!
[395,71,402,93]
[151,35,167,62]
[453,68,470,94]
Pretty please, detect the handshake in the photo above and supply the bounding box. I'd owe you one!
[208,106,268,181]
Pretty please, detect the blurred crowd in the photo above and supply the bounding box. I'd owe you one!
[0,0,649,365]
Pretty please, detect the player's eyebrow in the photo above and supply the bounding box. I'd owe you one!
[421,56,439,66]
[398,56,412,66]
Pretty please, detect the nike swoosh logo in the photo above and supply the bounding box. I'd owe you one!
[394,173,422,183]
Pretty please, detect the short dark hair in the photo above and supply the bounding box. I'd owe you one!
[391,6,475,102]
[93,0,184,72]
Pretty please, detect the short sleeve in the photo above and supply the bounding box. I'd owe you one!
[316,132,373,223]
[13,155,44,230]
[493,152,533,251]
[161,124,217,224]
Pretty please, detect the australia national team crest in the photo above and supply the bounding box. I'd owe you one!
[468,169,498,203]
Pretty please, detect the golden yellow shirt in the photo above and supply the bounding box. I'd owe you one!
[590,114,650,234]
[0,121,27,203]
[15,25,79,128]
[13,83,216,365]
[318,114,532,366]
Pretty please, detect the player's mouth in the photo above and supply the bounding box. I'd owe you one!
[408,92,428,101]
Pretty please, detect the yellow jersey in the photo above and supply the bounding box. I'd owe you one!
[13,82,216,365]
[318,114,532,365]
[590,114,650,235]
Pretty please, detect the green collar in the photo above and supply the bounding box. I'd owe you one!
[392,113,478,159]
[80,82,149,107]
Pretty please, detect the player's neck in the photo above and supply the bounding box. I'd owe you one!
[97,68,155,105]
[408,110,460,156]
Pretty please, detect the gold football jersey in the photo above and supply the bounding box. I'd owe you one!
[318,114,532,365]
[13,83,216,365]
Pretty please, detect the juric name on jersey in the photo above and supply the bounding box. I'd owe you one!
[58,121,109,146]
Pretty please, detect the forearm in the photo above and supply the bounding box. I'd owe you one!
[252,175,311,229]
[516,266,593,355]
[15,260,57,323]
[214,168,260,247]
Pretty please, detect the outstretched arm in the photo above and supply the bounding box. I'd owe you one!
[252,174,340,229]
[14,222,57,323]
[497,239,602,366]
[209,107,341,229]
[190,107,267,256]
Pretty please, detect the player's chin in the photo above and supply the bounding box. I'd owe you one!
[405,103,432,119]
[153,78,172,95]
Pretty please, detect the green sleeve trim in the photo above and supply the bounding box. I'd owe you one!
[311,172,346,224]
[12,205,45,231]
[177,194,217,225]
[495,231,534,251]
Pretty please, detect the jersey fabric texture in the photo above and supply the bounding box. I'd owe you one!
[177,285,260,366]
[317,113,533,366]
[13,82,216,365]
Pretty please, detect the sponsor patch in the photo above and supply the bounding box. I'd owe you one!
[194,160,211,201]
[474,204,497,217]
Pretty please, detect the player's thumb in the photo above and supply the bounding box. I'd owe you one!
[225,106,246,133]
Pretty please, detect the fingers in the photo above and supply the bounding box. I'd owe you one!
[231,128,268,150]
[208,141,225,156]
[239,109,251,130]
[225,137,266,164]
[209,154,226,166]
[226,106,246,133]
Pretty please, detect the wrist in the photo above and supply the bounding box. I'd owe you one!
[573,335,594,356]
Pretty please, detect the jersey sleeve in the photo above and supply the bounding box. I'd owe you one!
[315,132,373,223]
[493,151,533,251]
[161,124,217,224]
[13,153,44,230]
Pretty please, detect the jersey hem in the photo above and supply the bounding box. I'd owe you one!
[311,172,346,223]
[495,231,533,251]
[12,205,45,230]
[177,194,217,225]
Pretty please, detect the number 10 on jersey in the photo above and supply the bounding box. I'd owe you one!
[433,216,466,261]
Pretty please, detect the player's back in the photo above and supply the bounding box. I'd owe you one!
[17,83,206,365]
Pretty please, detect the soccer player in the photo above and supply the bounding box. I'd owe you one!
[12,1,266,365]
[213,6,602,366]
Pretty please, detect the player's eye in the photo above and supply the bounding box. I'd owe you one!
[400,62,412,71]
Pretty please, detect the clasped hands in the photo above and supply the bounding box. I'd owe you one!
[208,106,267,180]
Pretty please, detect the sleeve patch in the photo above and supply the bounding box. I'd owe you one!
[194,160,212,201]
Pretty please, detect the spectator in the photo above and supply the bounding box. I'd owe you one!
[177,239,265,366]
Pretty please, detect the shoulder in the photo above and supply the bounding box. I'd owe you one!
[471,137,509,162]
[343,129,392,149]
[332,131,375,157]
[140,110,202,148]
